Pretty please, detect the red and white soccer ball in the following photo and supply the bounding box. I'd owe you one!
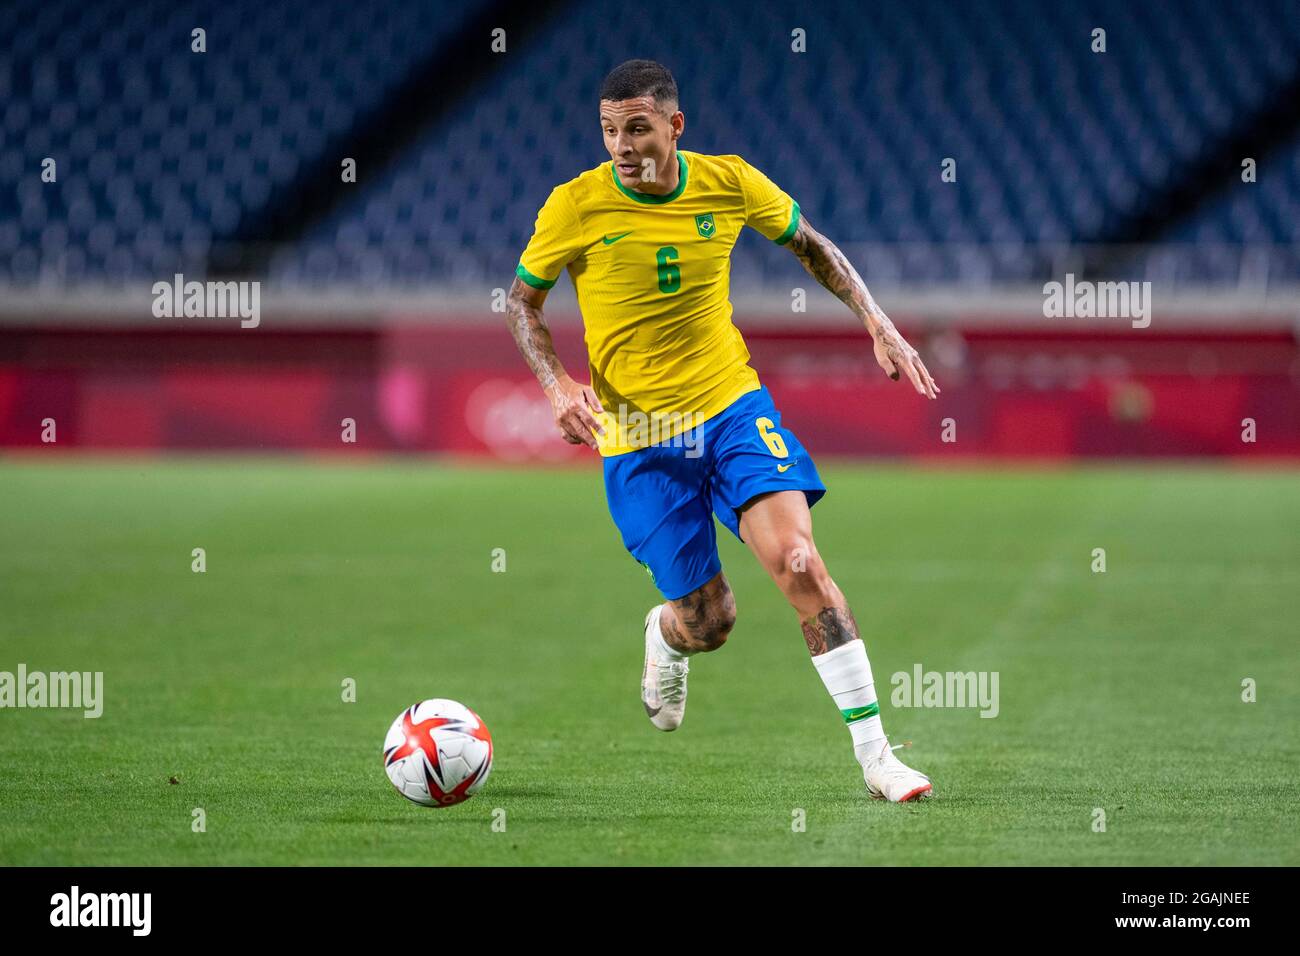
[383,699,494,807]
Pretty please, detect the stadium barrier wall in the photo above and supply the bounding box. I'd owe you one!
[1,322,1297,458]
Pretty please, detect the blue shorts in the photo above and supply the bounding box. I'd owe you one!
[602,385,826,601]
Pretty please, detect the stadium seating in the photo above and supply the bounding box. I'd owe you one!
[3,0,1299,286]
[0,0,486,282]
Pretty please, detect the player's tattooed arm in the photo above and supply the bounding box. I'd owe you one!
[505,276,567,390]
[801,606,860,656]
[505,277,606,449]
[786,216,940,399]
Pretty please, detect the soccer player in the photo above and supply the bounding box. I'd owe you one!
[506,60,940,802]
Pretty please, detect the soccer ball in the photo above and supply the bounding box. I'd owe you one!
[382,699,494,807]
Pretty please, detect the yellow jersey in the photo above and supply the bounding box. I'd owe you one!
[515,149,801,456]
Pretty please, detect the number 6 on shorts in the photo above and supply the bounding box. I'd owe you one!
[756,417,788,458]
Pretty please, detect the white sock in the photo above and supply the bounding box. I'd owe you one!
[810,639,887,764]
[649,604,692,660]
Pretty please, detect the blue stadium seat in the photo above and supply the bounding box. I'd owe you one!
[2,0,1298,285]
[0,0,488,282]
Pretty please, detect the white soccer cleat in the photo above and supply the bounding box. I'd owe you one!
[862,740,933,803]
[641,605,689,731]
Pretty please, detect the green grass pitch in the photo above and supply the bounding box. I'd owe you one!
[0,458,1296,866]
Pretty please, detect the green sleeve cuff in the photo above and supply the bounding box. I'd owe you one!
[773,200,801,245]
[516,263,558,290]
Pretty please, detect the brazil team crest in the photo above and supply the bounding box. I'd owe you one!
[695,212,716,239]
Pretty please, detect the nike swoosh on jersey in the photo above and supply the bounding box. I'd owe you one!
[602,232,633,245]
[777,461,797,473]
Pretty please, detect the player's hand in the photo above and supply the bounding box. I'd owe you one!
[545,376,606,449]
[872,324,940,399]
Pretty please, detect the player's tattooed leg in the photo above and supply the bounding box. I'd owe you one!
[800,605,860,657]
[735,489,859,657]
[663,573,736,653]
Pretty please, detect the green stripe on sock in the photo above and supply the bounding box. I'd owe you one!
[840,702,880,723]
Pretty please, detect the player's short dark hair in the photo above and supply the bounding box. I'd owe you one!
[599,60,678,114]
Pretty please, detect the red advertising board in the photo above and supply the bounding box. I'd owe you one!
[2,322,1296,458]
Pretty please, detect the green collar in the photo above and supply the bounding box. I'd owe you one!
[609,151,688,204]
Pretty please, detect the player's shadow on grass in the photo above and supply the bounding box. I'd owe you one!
[315,812,496,825]
[352,816,494,826]
[462,784,559,799]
